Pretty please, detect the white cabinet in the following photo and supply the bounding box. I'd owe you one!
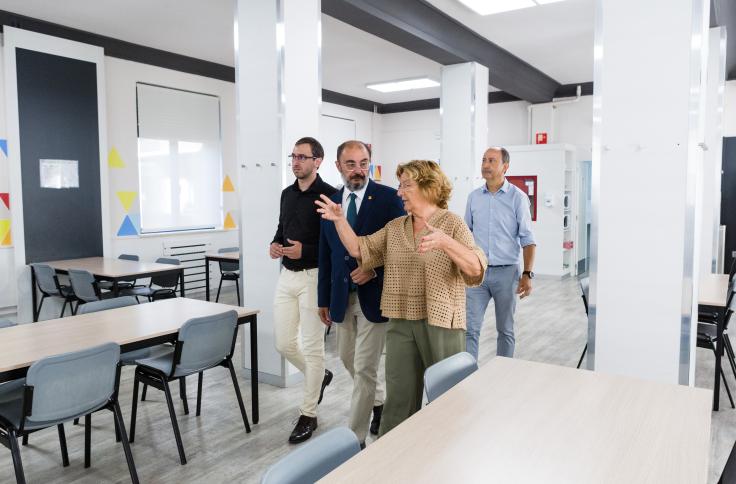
[505,144,577,277]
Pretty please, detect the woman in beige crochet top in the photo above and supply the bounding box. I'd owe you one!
[316,160,487,436]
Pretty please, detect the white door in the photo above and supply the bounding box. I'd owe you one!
[319,115,356,188]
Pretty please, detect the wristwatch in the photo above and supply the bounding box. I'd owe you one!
[522,271,534,279]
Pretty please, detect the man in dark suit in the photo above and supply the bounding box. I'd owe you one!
[318,140,404,446]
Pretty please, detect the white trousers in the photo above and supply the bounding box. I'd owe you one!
[337,292,387,442]
[273,268,325,418]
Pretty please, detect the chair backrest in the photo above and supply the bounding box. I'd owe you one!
[118,254,139,261]
[68,269,99,303]
[218,247,240,272]
[260,427,361,484]
[580,277,590,315]
[176,310,238,373]
[25,342,120,425]
[151,257,180,289]
[719,439,736,484]
[0,319,16,329]
[78,296,138,315]
[31,263,60,295]
[424,352,478,403]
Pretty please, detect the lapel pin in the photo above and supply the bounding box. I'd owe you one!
[368,196,373,200]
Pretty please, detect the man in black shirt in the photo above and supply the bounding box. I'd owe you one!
[270,136,337,444]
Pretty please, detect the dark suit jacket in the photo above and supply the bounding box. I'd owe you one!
[318,180,405,323]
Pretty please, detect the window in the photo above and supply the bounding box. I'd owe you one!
[136,83,223,233]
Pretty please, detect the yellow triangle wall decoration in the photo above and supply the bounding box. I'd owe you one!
[117,191,137,212]
[1,229,10,246]
[222,175,235,192]
[224,212,236,229]
[0,219,9,243]
[108,147,126,168]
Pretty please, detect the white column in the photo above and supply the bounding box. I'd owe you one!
[588,0,709,384]
[440,62,488,215]
[701,27,727,275]
[235,0,321,387]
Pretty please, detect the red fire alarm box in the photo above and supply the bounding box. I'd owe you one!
[535,132,548,144]
[507,175,537,221]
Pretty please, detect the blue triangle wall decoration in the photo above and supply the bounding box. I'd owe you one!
[0,139,7,157]
[117,215,138,236]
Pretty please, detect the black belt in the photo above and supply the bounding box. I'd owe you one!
[489,264,513,268]
[284,266,316,272]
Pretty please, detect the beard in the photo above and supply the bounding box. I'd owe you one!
[342,173,367,191]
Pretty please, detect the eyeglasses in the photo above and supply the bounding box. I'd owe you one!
[288,153,319,162]
[398,181,416,190]
[342,160,370,171]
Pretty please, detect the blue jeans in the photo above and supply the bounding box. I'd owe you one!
[465,265,519,359]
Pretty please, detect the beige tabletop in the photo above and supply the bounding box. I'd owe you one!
[43,257,182,278]
[0,298,258,374]
[321,357,712,484]
[699,273,730,307]
[204,252,240,261]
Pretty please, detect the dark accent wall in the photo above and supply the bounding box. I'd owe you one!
[722,137,736,272]
[16,48,103,263]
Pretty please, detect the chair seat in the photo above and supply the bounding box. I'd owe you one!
[125,287,176,300]
[137,349,218,379]
[221,272,239,280]
[0,379,51,430]
[121,345,174,366]
[98,281,135,290]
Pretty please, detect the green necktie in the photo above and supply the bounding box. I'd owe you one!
[346,192,358,228]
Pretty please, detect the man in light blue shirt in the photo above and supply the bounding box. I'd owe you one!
[464,147,536,359]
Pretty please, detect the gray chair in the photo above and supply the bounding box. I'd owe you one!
[99,254,140,292]
[423,352,478,403]
[0,342,139,483]
[68,269,101,313]
[30,263,76,319]
[129,310,250,465]
[126,257,180,302]
[260,427,361,484]
[215,247,241,306]
[576,277,590,369]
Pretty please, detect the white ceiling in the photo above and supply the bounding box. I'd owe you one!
[0,0,595,103]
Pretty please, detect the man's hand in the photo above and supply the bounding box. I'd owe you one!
[517,275,533,298]
[350,267,375,286]
[281,239,303,260]
[318,307,332,327]
[269,242,283,259]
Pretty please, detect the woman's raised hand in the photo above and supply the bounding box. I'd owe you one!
[315,194,343,221]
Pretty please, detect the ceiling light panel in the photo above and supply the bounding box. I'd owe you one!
[458,0,536,16]
[366,77,440,93]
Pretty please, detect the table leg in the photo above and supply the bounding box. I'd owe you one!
[250,316,259,424]
[113,280,119,298]
[31,268,38,322]
[205,257,211,301]
[715,306,726,411]
[179,269,186,298]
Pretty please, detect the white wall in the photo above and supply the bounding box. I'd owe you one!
[0,45,13,316]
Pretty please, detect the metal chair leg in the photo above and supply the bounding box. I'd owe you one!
[112,401,140,484]
[722,370,735,409]
[84,414,91,468]
[141,383,148,401]
[60,300,67,318]
[235,278,241,306]
[129,374,140,443]
[227,359,251,433]
[22,434,28,446]
[577,343,587,369]
[196,372,203,417]
[180,376,189,415]
[37,295,46,320]
[724,334,736,382]
[58,424,70,467]
[215,278,224,303]
[9,429,26,484]
[162,379,187,465]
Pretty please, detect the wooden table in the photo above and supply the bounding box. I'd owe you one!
[204,251,239,302]
[699,273,731,411]
[35,257,186,321]
[321,358,712,484]
[0,298,261,424]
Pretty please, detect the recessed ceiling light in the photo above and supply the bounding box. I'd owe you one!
[458,0,568,15]
[366,77,440,93]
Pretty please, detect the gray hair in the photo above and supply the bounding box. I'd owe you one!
[487,146,510,164]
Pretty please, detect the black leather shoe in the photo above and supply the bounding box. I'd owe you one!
[289,415,318,444]
[318,369,333,404]
[370,404,383,435]
[360,442,366,450]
